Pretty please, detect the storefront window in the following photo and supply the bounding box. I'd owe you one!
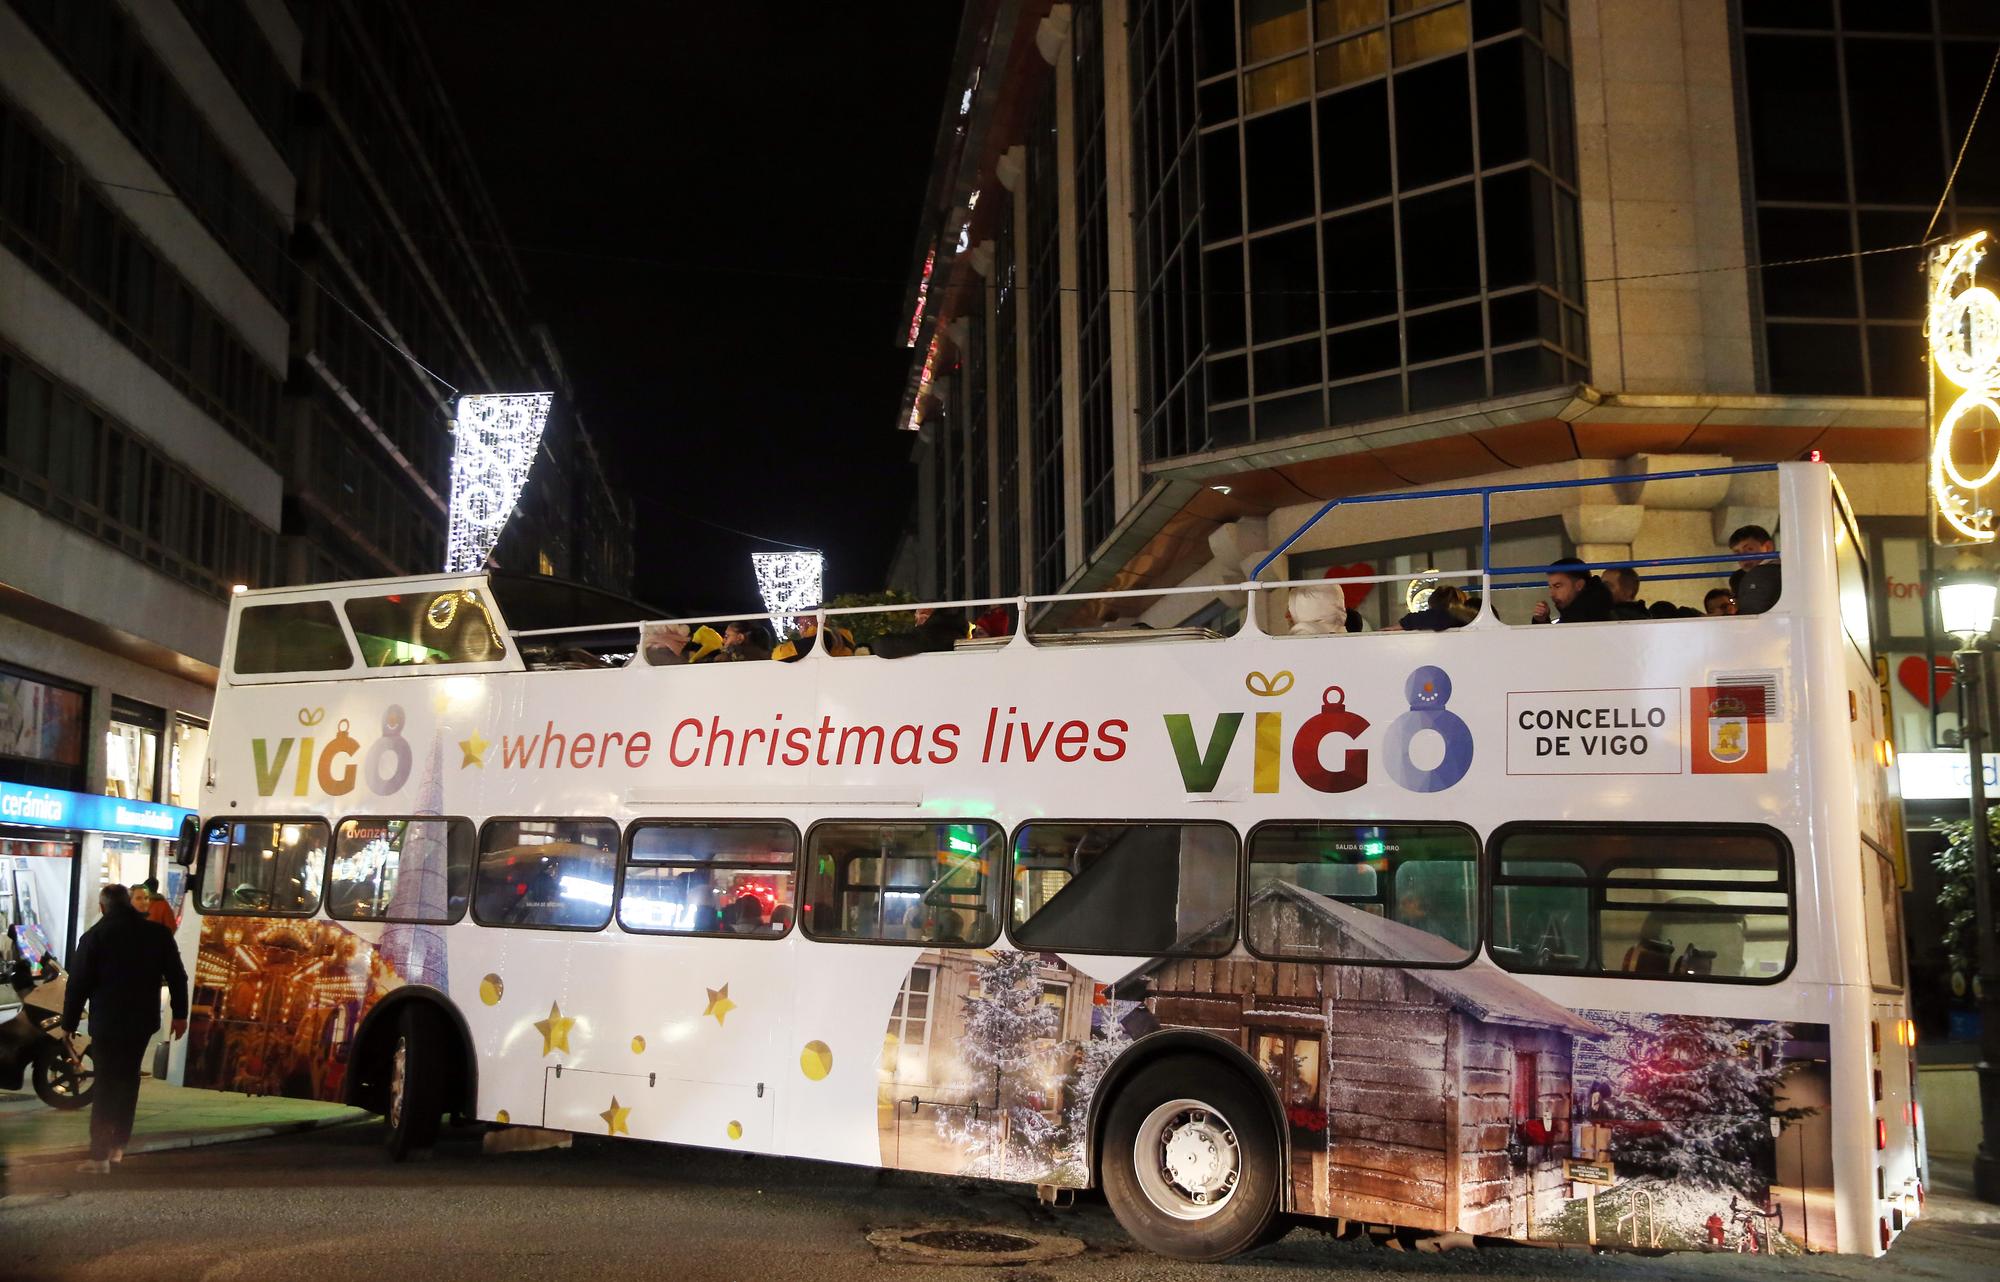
[167,716,208,809]
[0,665,87,790]
[105,707,162,803]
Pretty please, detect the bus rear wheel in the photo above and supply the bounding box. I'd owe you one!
[385,1006,444,1161]
[1100,1054,1282,1261]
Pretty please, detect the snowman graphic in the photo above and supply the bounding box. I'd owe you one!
[1383,665,1475,793]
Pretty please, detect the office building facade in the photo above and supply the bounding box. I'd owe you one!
[0,0,629,963]
[894,0,1998,1122]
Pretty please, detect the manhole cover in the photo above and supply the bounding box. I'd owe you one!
[868,1224,1086,1265]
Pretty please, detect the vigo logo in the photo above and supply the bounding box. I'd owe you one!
[1164,666,1473,796]
[252,706,413,797]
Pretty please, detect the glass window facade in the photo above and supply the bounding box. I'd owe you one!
[966,302,990,595]
[1026,80,1068,593]
[994,206,1023,596]
[1739,3,2000,396]
[0,345,280,599]
[8,0,291,306]
[1137,0,1584,460]
[0,98,283,461]
[1076,6,1118,552]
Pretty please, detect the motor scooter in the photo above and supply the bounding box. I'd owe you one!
[0,930,95,1109]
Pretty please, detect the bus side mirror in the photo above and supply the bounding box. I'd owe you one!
[175,816,200,868]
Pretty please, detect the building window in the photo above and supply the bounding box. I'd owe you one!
[995,209,1023,595]
[1145,0,1585,460]
[0,663,87,790]
[1026,79,1067,594]
[105,699,163,802]
[1134,0,1210,460]
[1739,5,2000,396]
[966,302,991,595]
[1076,6,1118,552]
[887,963,937,1082]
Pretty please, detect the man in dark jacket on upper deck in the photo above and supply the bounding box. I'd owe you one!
[60,884,189,1173]
[1531,557,1617,624]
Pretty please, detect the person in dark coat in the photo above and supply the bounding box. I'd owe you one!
[1395,584,1475,631]
[1729,524,1782,614]
[1532,557,1616,624]
[60,884,189,1173]
[873,608,965,658]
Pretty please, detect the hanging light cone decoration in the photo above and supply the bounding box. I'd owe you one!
[445,392,554,572]
[1928,232,2000,545]
[753,550,824,638]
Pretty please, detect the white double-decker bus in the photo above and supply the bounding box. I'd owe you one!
[162,462,1916,1260]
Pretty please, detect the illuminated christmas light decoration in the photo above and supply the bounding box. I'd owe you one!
[906,248,935,347]
[445,392,553,572]
[753,551,824,638]
[1928,232,2000,544]
[906,337,939,431]
[955,222,972,254]
[967,188,981,211]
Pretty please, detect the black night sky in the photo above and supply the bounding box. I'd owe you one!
[410,6,963,614]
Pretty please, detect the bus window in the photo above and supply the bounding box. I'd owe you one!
[343,590,505,667]
[328,817,473,923]
[195,819,327,916]
[1245,822,1476,964]
[472,818,618,930]
[233,602,353,674]
[620,821,796,936]
[803,821,1002,946]
[1009,822,1237,958]
[1489,826,1793,981]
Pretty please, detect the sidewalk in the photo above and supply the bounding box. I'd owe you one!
[0,1079,367,1168]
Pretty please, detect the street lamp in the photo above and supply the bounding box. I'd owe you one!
[1937,562,2000,1203]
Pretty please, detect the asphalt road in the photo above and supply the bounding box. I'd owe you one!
[2,1123,1994,1282]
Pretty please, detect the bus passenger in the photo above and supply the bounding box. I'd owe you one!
[1395,584,1473,632]
[1729,525,1781,614]
[1704,588,1738,616]
[714,621,774,662]
[641,622,694,665]
[1531,558,1615,624]
[1285,577,1348,635]
[1604,568,1699,620]
[875,608,965,657]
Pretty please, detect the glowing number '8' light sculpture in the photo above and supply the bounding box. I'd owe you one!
[1929,232,2000,545]
[445,393,554,572]
[753,551,823,638]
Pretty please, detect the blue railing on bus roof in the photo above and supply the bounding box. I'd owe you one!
[1250,462,1785,586]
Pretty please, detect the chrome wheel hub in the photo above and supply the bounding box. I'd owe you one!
[1133,1098,1241,1220]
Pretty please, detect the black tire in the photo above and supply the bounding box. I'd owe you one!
[1100,1053,1283,1261]
[33,1042,96,1109]
[384,1006,445,1160]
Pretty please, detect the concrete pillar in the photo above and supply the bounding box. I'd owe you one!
[1055,17,1085,579]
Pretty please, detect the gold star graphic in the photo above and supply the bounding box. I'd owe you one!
[459,731,491,768]
[703,983,737,1027]
[533,1001,575,1056]
[600,1095,630,1136]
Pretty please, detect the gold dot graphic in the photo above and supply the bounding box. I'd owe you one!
[496,1109,510,1124]
[479,974,504,1005]
[727,1120,743,1141]
[631,1035,646,1054]
[800,1040,833,1081]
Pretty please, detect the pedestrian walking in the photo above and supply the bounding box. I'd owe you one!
[140,877,178,930]
[59,884,188,1174]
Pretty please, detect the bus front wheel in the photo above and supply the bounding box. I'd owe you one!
[384,1006,444,1160]
[1100,1054,1283,1261]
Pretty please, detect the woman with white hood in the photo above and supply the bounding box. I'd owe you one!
[1285,574,1349,635]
